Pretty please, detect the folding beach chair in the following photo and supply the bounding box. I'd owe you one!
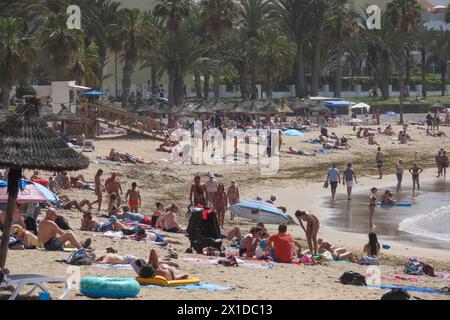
[0,269,71,300]
[82,140,95,152]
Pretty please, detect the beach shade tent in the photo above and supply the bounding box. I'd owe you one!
[383,111,397,116]
[324,100,354,109]
[230,199,290,224]
[209,99,231,112]
[0,97,89,268]
[193,102,216,115]
[0,179,60,206]
[83,90,105,104]
[261,101,281,115]
[282,129,305,137]
[351,102,371,113]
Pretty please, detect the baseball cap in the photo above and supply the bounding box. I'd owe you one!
[109,215,118,222]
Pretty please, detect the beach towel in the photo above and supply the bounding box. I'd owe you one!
[93,264,134,270]
[377,285,450,296]
[182,257,270,270]
[436,273,450,279]
[381,275,419,282]
[143,282,231,291]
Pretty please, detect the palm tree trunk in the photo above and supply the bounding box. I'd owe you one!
[266,76,273,101]
[250,63,257,100]
[441,61,446,96]
[203,73,210,101]
[311,13,324,96]
[121,60,134,109]
[151,65,157,95]
[173,71,185,107]
[97,47,107,87]
[295,42,307,98]
[334,49,343,98]
[399,53,405,124]
[238,62,248,100]
[382,52,390,99]
[421,47,427,98]
[1,85,11,106]
[405,51,411,97]
[194,71,203,99]
[168,69,174,106]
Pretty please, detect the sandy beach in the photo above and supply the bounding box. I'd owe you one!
[2,120,450,300]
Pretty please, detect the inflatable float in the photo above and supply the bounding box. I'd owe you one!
[230,200,289,224]
[137,275,201,287]
[80,277,140,299]
[377,202,412,207]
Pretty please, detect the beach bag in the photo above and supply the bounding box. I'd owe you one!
[300,255,316,265]
[55,215,72,231]
[381,288,410,300]
[99,222,114,232]
[339,271,366,286]
[404,258,424,275]
[66,248,95,266]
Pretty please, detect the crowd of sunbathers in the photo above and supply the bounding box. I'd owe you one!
[107,148,148,164]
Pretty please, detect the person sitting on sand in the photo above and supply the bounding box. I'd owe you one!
[80,211,99,232]
[239,226,264,257]
[57,172,72,191]
[157,135,178,153]
[125,182,141,213]
[107,193,120,217]
[151,202,164,227]
[358,232,380,265]
[356,128,363,139]
[399,132,408,144]
[48,176,63,195]
[156,204,183,233]
[380,190,396,205]
[131,248,189,281]
[37,208,93,251]
[340,136,351,149]
[288,147,315,156]
[368,134,379,145]
[295,210,320,256]
[363,128,370,138]
[383,125,395,136]
[11,224,40,248]
[266,224,294,263]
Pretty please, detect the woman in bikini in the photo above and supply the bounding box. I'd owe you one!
[90,169,105,211]
[409,163,423,192]
[189,175,207,207]
[369,187,377,230]
[295,210,320,256]
[213,183,227,228]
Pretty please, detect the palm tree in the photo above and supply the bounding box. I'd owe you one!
[326,7,359,97]
[272,0,314,98]
[387,0,422,124]
[0,17,37,106]
[414,26,433,98]
[239,0,271,99]
[430,29,450,96]
[40,12,84,81]
[107,9,158,109]
[256,28,295,100]
[69,42,101,86]
[200,0,238,99]
[154,0,192,33]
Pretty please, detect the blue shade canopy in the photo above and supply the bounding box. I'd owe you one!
[324,100,354,108]
[84,90,105,96]
[383,111,396,116]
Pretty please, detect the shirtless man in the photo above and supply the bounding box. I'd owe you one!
[131,249,189,281]
[156,204,182,233]
[205,173,218,208]
[125,182,141,213]
[376,147,384,179]
[226,181,240,220]
[105,172,123,206]
[37,208,92,251]
[190,175,207,207]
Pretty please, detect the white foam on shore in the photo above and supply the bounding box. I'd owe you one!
[399,206,450,242]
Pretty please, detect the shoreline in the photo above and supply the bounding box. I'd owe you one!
[257,169,450,262]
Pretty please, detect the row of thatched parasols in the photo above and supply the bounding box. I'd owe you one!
[0,98,89,268]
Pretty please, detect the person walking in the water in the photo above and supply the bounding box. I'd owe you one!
[342,163,357,200]
[368,187,377,231]
[409,163,423,192]
[326,163,340,200]
[376,147,384,179]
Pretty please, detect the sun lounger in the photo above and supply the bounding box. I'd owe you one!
[82,140,95,152]
[0,271,71,300]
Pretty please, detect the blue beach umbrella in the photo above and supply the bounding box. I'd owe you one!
[84,90,104,96]
[383,111,396,116]
[282,129,305,137]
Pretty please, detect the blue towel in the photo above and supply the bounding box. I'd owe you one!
[378,285,450,296]
[144,282,232,291]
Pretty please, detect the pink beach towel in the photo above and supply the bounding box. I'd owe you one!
[381,275,419,282]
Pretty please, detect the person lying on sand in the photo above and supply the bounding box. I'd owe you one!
[11,224,40,248]
[312,238,356,262]
[96,251,179,269]
[288,147,315,156]
[426,129,447,137]
[109,215,136,235]
[38,208,93,251]
[157,135,178,153]
[60,196,92,212]
[131,248,189,281]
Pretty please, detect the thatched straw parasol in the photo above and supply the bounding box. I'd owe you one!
[210,99,231,112]
[193,101,216,114]
[0,97,89,268]
[40,104,60,122]
[261,101,281,114]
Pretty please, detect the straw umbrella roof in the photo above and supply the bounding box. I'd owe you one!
[0,103,89,171]
[57,105,80,122]
[429,103,445,110]
[210,99,232,112]
[175,105,194,117]
[40,105,60,121]
[261,100,281,114]
[193,102,216,114]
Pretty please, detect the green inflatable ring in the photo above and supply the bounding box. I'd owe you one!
[80,277,140,299]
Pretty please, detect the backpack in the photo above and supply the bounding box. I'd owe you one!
[66,248,95,266]
[339,271,367,286]
[381,288,410,300]
[404,258,424,275]
[99,222,114,232]
[55,215,72,231]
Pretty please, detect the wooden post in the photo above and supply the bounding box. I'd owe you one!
[0,168,21,268]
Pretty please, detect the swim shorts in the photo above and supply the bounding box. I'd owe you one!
[377,160,383,168]
[330,181,338,189]
[163,227,179,233]
[346,180,354,188]
[44,237,63,251]
[128,199,139,208]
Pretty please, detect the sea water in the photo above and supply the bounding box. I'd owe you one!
[399,206,450,242]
